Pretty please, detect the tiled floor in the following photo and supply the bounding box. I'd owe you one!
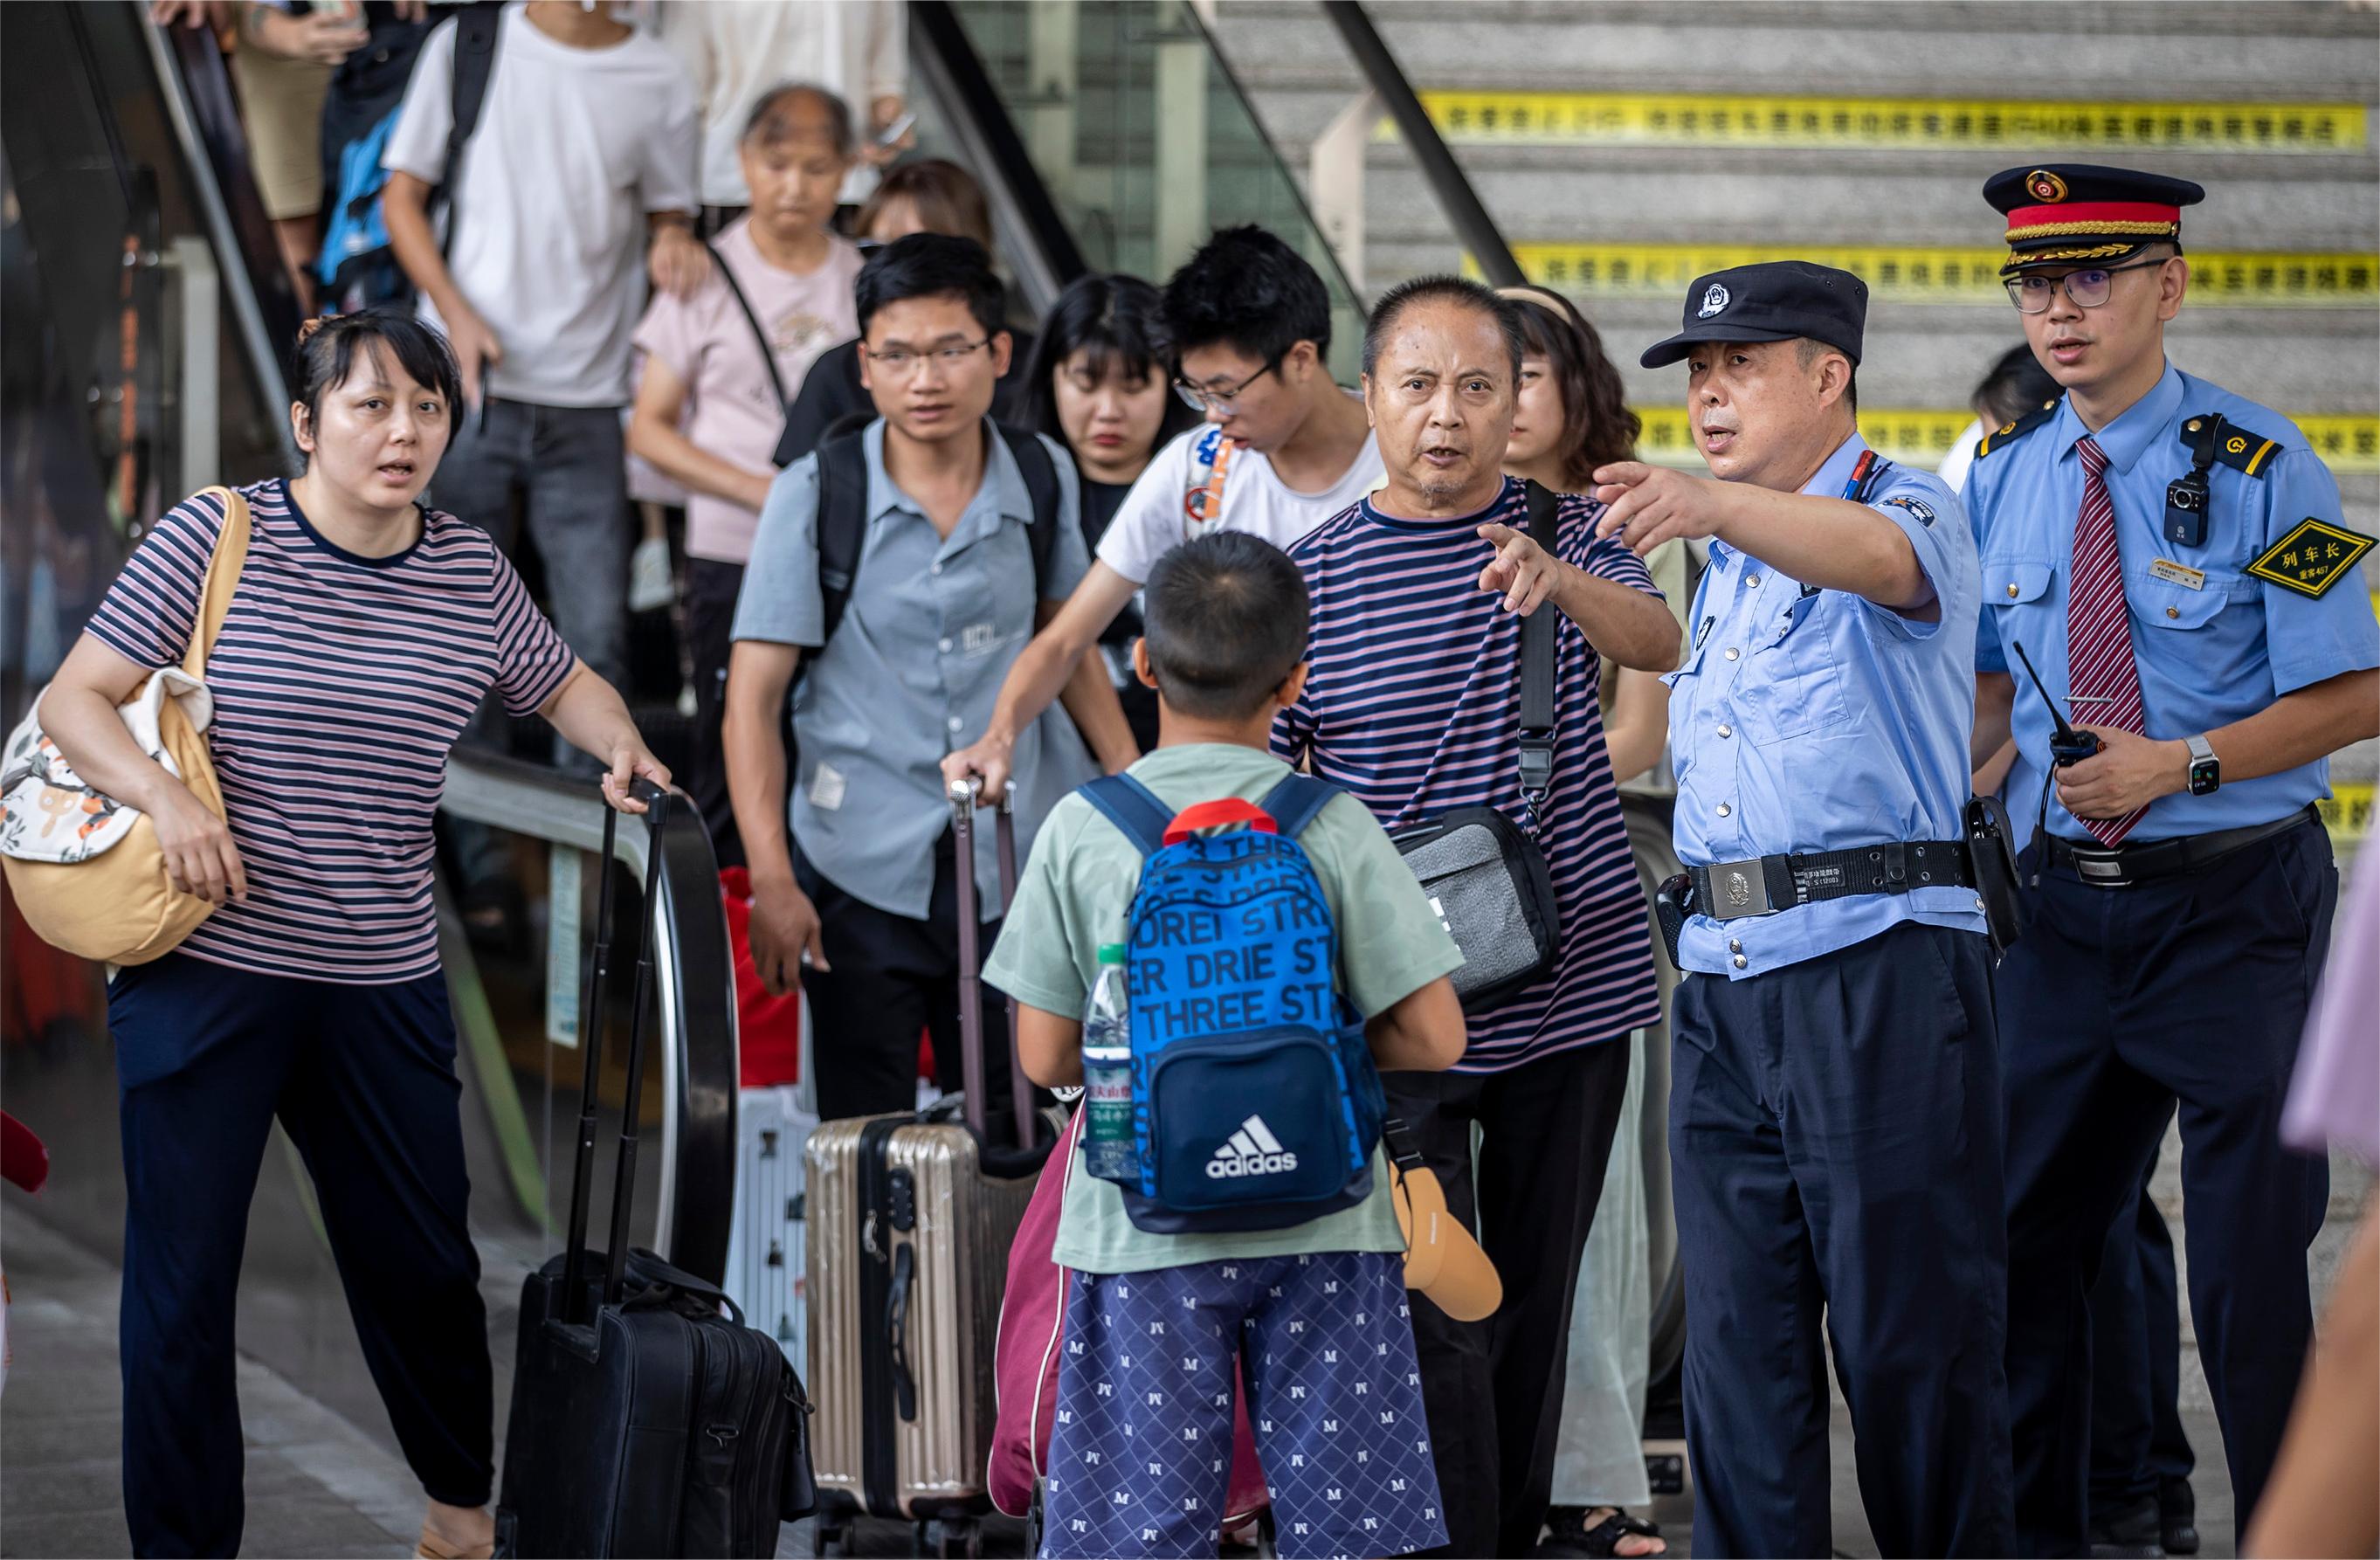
[3,1204,2245,1559]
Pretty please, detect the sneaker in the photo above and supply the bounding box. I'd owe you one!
[629,535,674,613]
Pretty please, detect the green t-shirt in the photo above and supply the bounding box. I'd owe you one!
[983,742,1465,1274]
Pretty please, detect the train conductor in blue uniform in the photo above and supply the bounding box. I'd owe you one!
[1595,261,2013,1557]
[1963,163,2380,1555]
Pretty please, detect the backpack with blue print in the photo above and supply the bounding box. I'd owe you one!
[1078,771,1383,1234]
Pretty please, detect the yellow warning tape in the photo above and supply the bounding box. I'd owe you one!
[1634,410,2380,473]
[1398,91,2368,153]
[2319,782,2373,844]
[1497,243,2380,307]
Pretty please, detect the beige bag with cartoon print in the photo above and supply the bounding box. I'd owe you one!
[1,488,250,964]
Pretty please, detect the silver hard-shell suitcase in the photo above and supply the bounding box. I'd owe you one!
[805,783,1054,1557]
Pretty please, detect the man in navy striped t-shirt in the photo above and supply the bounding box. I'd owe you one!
[1272,276,1680,1559]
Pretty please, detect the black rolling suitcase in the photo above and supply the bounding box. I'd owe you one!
[494,783,817,1558]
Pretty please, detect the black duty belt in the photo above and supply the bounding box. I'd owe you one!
[1689,839,1975,922]
[2043,804,2318,887]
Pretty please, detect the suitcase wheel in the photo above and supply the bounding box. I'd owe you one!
[915,1516,983,1559]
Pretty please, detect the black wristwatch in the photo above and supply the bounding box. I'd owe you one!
[2185,734,2221,796]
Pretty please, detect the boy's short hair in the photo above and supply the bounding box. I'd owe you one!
[855,233,1006,338]
[1162,225,1334,366]
[1142,533,1309,721]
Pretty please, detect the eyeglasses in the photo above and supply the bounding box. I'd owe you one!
[2005,258,2169,314]
[1173,354,1283,414]
[865,337,994,376]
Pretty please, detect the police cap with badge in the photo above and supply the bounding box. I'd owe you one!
[1971,162,2360,583]
[1640,259,1866,369]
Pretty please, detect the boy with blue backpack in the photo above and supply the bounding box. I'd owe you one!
[985,531,1469,1559]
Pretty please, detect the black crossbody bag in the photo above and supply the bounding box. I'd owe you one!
[1387,481,1565,1012]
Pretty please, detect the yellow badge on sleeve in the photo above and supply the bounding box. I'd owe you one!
[2247,518,2375,597]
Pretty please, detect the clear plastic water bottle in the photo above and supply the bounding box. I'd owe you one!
[1081,943,1135,1182]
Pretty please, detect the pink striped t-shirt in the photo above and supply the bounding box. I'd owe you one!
[81,480,575,984]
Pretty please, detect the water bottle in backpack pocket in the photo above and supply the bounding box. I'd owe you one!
[1078,772,1383,1234]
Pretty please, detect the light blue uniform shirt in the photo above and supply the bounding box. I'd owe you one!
[1966,363,2379,844]
[733,419,1095,920]
[1668,432,1988,977]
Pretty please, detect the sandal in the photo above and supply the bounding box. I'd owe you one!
[1537,1505,1667,1557]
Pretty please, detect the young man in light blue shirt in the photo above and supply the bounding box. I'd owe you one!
[1598,260,2011,1557]
[1964,164,2380,1556]
[723,233,1125,1121]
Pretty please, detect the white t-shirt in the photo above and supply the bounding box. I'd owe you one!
[1093,419,1385,585]
[1937,415,1988,494]
[660,0,905,208]
[383,9,699,408]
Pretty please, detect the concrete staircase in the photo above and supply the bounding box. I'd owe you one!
[1208,0,2380,1415]
[1209,0,2379,527]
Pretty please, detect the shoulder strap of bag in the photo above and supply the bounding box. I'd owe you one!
[1258,774,1337,839]
[1515,480,1558,808]
[813,421,874,650]
[994,423,1060,600]
[437,3,505,259]
[706,238,789,414]
[1080,774,1173,858]
[183,487,252,680]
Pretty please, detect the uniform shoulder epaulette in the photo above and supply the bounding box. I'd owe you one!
[2178,412,2282,478]
[1974,398,2060,459]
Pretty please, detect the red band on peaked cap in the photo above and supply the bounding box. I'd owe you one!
[2004,199,2182,234]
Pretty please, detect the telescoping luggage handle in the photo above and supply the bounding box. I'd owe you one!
[949,778,1037,1150]
[557,779,674,1326]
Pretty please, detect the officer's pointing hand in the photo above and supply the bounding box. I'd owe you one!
[1476,523,1563,616]
[2054,726,2190,818]
[1591,462,1726,556]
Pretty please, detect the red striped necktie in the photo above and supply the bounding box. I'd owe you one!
[2068,435,2150,845]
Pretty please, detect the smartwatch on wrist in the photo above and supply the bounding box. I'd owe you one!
[2184,734,2221,796]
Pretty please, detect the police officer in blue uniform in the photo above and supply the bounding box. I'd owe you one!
[1963,164,2380,1556]
[1597,262,2014,1557]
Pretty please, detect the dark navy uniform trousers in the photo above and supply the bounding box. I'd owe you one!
[1998,818,2335,1557]
[109,952,493,1558]
[2087,1141,2193,1517]
[1670,922,2016,1557]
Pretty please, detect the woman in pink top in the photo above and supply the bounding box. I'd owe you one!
[629,84,861,861]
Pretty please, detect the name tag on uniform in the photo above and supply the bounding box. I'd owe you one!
[2148,558,2206,590]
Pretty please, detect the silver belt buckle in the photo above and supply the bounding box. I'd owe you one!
[2070,846,2128,885]
[1707,861,1773,920]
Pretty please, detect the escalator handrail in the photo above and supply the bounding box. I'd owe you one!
[912,0,1088,314]
[439,750,738,1285]
[1318,0,1525,289]
[136,9,301,448]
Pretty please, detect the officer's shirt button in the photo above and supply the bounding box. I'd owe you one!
[1732,955,1748,969]
[1724,647,1740,661]
[938,638,954,652]
[930,562,944,576]
[947,715,964,732]
[2006,583,2019,597]
[1728,938,1742,953]
[1716,802,1732,818]
[2166,606,2180,618]
[1745,575,1762,589]
[1716,723,1732,738]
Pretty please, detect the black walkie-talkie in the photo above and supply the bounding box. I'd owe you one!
[2012,640,2101,767]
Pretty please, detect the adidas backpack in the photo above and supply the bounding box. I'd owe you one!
[1079,771,1383,1234]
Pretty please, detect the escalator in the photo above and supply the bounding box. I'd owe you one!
[3,0,1684,1496]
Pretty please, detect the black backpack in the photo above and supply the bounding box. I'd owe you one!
[811,412,1062,647]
